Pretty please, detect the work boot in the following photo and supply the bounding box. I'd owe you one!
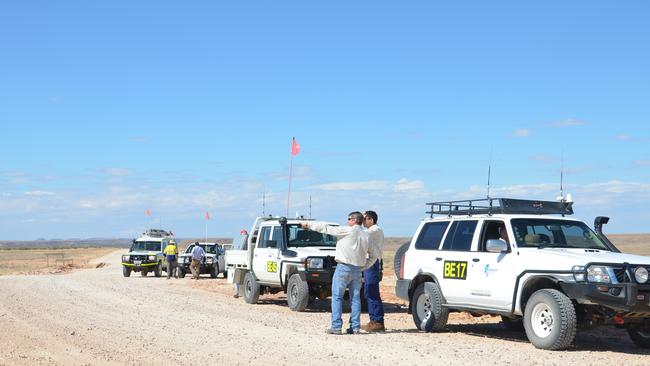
[361,320,386,332]
[325,328,342,335]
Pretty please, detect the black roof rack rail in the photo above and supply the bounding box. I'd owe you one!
[426,198,573,218]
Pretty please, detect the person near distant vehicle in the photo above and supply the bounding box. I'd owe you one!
[362,210,385,332]
[301,211,376,335]
[163,239,179,279]
[190,242,205,280]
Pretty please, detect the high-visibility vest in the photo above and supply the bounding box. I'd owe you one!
[164,244,178,256]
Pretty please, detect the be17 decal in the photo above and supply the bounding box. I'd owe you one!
[443,261,468,280]
[266,261,278,273]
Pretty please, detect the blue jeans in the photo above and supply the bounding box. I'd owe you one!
[331,263,362,331]
[363,260,384,323]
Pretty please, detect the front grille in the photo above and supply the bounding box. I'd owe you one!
[614,268,629,283]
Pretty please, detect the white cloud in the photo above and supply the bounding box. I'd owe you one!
[311,180,388,191]
[104,167,132,177]
[393,179,425,193]
[633,160,650,167]
[615,134,634,141]
[512,128,531,138]
[547,118,589,127]
[24,190,55,196]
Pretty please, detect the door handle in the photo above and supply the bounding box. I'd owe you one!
[435,257,442,261]
[472,258,480,262]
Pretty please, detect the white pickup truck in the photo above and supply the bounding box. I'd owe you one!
[225,216,340,311]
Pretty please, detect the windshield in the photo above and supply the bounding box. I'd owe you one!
[511,219,610,250]
[287,224,337,248]
[186,244,217,254]
[132,241,163,251]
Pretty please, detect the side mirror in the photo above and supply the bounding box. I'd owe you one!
[267,240,277,248]
[486,239,508,253]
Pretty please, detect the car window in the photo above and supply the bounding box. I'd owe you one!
[511,218,609,250]
[479,220,510,252]
[441,220,477,252]
[287,224,337,247]
[415,221,450,250]
[258,227,273,248]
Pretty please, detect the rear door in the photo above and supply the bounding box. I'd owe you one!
[436,220,479,304]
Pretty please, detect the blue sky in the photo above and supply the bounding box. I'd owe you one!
[1,1,649,240]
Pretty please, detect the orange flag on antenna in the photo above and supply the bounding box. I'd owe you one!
[145,209,151,217]
[291,137,300,156]
[205,211,210,220]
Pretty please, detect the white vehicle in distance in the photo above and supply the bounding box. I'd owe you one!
[177,242,226,279]
[121,229,174,277]
[395,197,650,350]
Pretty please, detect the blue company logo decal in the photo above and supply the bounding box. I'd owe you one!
[484,264,498,277]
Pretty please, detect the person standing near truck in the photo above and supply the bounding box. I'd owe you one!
[301,211,376,335]
[190,242,205,280]
[361,210,385,332]
[164,240,179,279]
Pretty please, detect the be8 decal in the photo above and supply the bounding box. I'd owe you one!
[266,261,278,273]
[443,261,468,280]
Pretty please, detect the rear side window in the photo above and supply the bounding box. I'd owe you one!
[415,221,450,250]
[441,220,478,251]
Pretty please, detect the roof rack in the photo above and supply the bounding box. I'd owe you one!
[143,229,173,238]
[426,198,573,218]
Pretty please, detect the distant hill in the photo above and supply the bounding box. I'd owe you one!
[0,237,234,250]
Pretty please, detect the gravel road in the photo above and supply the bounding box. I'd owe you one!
[1,250,649,365]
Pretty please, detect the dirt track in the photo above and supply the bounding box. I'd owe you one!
[1,250,649,365]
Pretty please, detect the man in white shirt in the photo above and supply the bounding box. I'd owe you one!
[361,210,385,332]
[302,211,375,335]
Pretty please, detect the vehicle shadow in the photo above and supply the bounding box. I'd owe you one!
[445,323,650,354]
[252,298,408,315]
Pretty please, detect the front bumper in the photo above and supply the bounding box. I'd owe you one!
[561,282,650,313]
[122,261,158,269]
[304,268,335,284]
[178,260,216,273]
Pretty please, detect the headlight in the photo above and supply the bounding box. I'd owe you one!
[122,255,129,262]
[306,257,324,270]
[634,267,649,284]
[587,265,612,283]
[148,255,156,261]
[572,265,585,282]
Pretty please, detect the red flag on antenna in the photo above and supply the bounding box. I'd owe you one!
[291,137,300,156]
[145,209,151,217]
[205,211,210,220]
[240,229,248,235]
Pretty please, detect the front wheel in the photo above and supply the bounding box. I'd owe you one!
[411,282,448,332]
[177,267,186,278]
[154,263,162,277]
[122,266,131,277]
[210,265,218,279]
[287,273,309,311]
[627,324,650,348]
[523,289,576,350]
[243,272,260,304]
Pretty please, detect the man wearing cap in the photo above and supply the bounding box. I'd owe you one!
[163,240,178,279]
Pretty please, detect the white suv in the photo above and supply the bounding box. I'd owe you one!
[395,198,650,350]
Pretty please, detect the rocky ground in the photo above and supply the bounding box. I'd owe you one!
[1,250,649,365]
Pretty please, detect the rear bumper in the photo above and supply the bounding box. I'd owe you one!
[395,279,410,301]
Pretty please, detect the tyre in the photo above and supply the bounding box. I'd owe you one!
[223,269,228,279]
[393,242,410,279]
[154,263,162,277]
[501,316,525,331]
[287,273,309,311]
[141,270,148,277]
[177,267,186,278]
[243,272,260,304]
[627,325,650,348]
[122,266,131,277]
[523,289,577,350]
[411,282,448,332]
[210,265,218,279]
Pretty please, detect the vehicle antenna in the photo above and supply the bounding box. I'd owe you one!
[487,150,493,200]
[309,194,312,219]
[558,150,565,201]
[262,191,266,216]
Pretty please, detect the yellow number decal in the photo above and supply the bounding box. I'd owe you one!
[266,261,277,273]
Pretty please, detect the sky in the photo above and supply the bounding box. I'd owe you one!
[1,1,649,240]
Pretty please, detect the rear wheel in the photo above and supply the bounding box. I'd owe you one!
[411,282,448,332]
[287,273,309,311]
[243,272,260,304]
[122,267,131,277]
[393,242,410,279]
[627,324,650,348]
[523,289,576,350]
